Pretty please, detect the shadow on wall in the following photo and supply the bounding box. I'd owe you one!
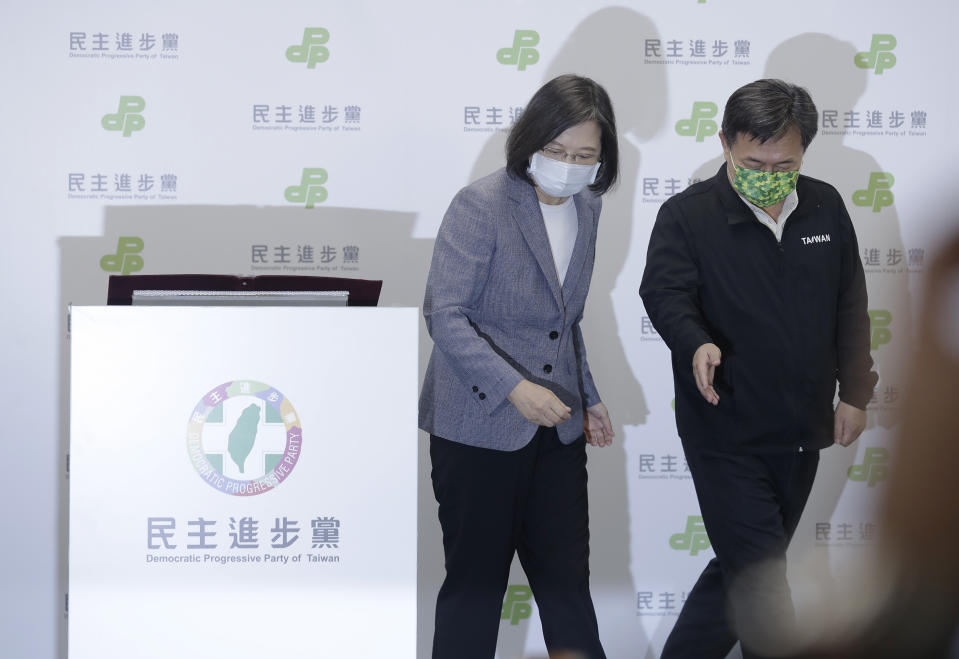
[57,203,435,659]
[468,6,667,658]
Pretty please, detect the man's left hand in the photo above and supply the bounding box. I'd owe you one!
[834,401,866,446]
[585,402,614,447]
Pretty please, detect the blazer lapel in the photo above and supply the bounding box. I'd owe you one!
[508,176,565,310]
[563,193,595,303]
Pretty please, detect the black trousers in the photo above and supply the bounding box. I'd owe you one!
[661,444,820,659]
[430,427,605,659]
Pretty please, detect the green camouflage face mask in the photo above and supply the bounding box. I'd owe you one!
[730,156,800,207]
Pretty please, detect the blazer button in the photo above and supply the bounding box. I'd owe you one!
[472,386,478,392]
[549,331,559,340]
[478,392,486,400]
[543,364,552,373]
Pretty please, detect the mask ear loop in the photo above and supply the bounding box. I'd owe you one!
[588,161,601,185]
[724,149,747,184]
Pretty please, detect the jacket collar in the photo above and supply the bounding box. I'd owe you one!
[563,192,594,304]
[506,171,595,310]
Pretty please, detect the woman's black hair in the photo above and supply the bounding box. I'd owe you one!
[506,74,619,193]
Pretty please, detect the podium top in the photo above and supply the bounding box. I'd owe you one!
[107,274,383,306]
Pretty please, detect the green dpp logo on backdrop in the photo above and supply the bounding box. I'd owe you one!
[848,447,889,487]
[285,168,328,208]
[670,515,711,555]
[868,309,893,350]
[853,172,894,212]
[854,34,896,74]
[187,380,302,496]
[100,236,144,275]
[501,585,533,625]
[102,96,145,137]
[287,28,330,68]
[676,102,718,142]
[497,30,539,70]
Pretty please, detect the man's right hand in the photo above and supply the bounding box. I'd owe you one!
[692,343,722,406]
[507,379,572,427]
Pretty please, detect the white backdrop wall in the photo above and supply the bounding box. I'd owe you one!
[1,1,955,657]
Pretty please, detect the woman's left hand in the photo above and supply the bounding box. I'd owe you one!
[584,402,614,447]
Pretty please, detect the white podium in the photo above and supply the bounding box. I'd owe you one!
[69,306,418,658]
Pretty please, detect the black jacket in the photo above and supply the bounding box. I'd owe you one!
[640,165,877,452]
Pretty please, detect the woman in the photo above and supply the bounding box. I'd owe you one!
[419,74,619,659]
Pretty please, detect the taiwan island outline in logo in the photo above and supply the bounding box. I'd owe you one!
[187,380,302,495]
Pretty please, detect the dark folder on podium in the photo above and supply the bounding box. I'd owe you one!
[106,274,382,306]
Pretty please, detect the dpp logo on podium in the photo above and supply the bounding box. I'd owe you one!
[186,380,302,496]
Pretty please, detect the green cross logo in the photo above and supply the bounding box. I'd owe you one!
[285,168,328,208]
[100,236,144,275]
[286,28,330,68]
[497,30,539,70]
[675,102,718,142]
[102,96,145,137]
[854,34,896,74]
[848,447,889,487]
[868,309,892,350]
[669,515,711,555]
[501,584,533,625]
[853,172,895,212]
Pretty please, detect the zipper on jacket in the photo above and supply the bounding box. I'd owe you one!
[776,238,784,275]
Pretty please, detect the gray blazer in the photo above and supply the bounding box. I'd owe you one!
[419,167,602,451]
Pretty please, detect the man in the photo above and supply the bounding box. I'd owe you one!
[639,79,877,658]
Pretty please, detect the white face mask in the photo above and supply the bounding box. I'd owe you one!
[527,152,601,198]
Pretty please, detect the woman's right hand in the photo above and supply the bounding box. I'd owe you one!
[507,379,572,427]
